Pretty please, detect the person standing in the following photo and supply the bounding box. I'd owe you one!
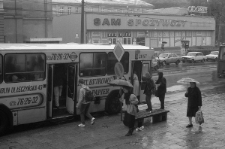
[120,85,139,136]
[133,71,140,102]
[185,81,202,128]
[76,79,95,127]
[53,65,64,108]
[155,72,167,109]
[143,72,155,112]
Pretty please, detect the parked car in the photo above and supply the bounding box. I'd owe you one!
[182,52,207,63]
[206,51,219,61]
[152,58,160,71]
[156,53,181,66]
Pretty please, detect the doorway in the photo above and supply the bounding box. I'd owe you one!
[47,63,77,118]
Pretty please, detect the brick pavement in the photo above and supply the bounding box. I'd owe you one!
[0,91,225,149]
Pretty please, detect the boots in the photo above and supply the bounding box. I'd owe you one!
[125,128,134,136]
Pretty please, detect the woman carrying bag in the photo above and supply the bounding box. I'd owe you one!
[185,81,202,128]
[120,86,139,136]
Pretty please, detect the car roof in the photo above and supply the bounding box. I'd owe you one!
[188,52,202,53]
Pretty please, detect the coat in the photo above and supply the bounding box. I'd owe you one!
[133,74,140,96]
[143,78,155,96]
[155,77,166,95]
[185,86,202,117]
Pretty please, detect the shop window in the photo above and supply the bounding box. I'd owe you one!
[136,37,145,46]
[107,52,129,75]
[80,53,106,77]
[0,55,2,83]
[123,38,132,45]
[4,54,45,83]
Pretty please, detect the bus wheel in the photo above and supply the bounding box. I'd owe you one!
[0,110,8,136]
[105,92,121,115]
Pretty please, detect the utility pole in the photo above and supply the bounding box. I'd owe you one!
[80,0,85,44]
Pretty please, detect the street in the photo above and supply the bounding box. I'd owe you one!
[1,62,225,149]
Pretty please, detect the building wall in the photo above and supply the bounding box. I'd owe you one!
[4,0,53,43]
[86,14,215,47]
[53,13,81,43]
[0,0,4,43]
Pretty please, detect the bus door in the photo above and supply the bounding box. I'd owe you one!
[47,63,77,118]
[131,60,151,103]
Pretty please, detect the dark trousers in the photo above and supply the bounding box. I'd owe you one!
[145,94,152,110]
[158,93,165,109]
[137,118,144,127]
[124,112,135,129]
[80,103,93,124]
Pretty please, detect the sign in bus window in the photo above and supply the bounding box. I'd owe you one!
[0,55,2,83]
[80,53,106,77]
[4,54,45,83]
[107,52,129,75]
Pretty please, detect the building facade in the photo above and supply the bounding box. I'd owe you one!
[3,0,53,43]
[52,1,215,48]
[86,14,215,48]
[0,0,4,43]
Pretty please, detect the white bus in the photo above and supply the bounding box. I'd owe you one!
[0,43,154,134]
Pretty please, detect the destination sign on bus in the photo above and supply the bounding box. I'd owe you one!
[81,76,115,86]
[0,84,43,94]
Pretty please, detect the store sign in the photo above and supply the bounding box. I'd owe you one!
[94,18,121,26]
[188,6,207,14]
[127,19,186,27]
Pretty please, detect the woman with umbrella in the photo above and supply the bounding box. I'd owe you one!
[177,78,202,128]
[120,84,139,136]
[109,79,139,136]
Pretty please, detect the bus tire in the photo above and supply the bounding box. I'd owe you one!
[0,110,9,136]
[105,90,121,115]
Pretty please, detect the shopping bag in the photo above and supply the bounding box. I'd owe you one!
[195,110,204,125]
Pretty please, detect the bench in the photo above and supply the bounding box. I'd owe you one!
[135,109,170,123]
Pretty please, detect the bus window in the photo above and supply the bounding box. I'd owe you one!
[107,52,129,75]
[80,53,106,77]
[0,55,2,83]
[220,47,225,60]
[4,54,45,83]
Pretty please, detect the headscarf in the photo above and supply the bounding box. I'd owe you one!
[157,72,163,82]
[124,87,132,105]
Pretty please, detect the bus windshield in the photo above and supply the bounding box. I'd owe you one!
[219,47,225,60]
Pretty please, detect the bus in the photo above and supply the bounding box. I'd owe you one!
[218,45,225,78]
[0,43,154,134]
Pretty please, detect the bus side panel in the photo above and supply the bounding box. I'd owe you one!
[17,107,46,125]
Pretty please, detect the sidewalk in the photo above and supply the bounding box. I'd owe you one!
[0,92,225,149]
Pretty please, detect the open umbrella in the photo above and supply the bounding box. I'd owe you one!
[177,77,200,84]
[108,79,133,88]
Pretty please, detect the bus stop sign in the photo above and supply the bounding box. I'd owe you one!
[114,62,124,78]
[113,42,124,61]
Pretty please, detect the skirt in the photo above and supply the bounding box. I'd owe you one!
[187,106,198,117]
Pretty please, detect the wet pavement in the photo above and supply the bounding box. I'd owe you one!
[0,86,225,149]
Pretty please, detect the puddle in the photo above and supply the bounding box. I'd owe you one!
[167,85,186,92]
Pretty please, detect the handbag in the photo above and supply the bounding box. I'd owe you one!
[195,110,204,125]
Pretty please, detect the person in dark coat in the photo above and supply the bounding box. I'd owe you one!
[155,72,167,109]
[143,72,155,112]
[185,82,202,128]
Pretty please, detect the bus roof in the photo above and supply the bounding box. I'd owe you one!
[0,43,151,51]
